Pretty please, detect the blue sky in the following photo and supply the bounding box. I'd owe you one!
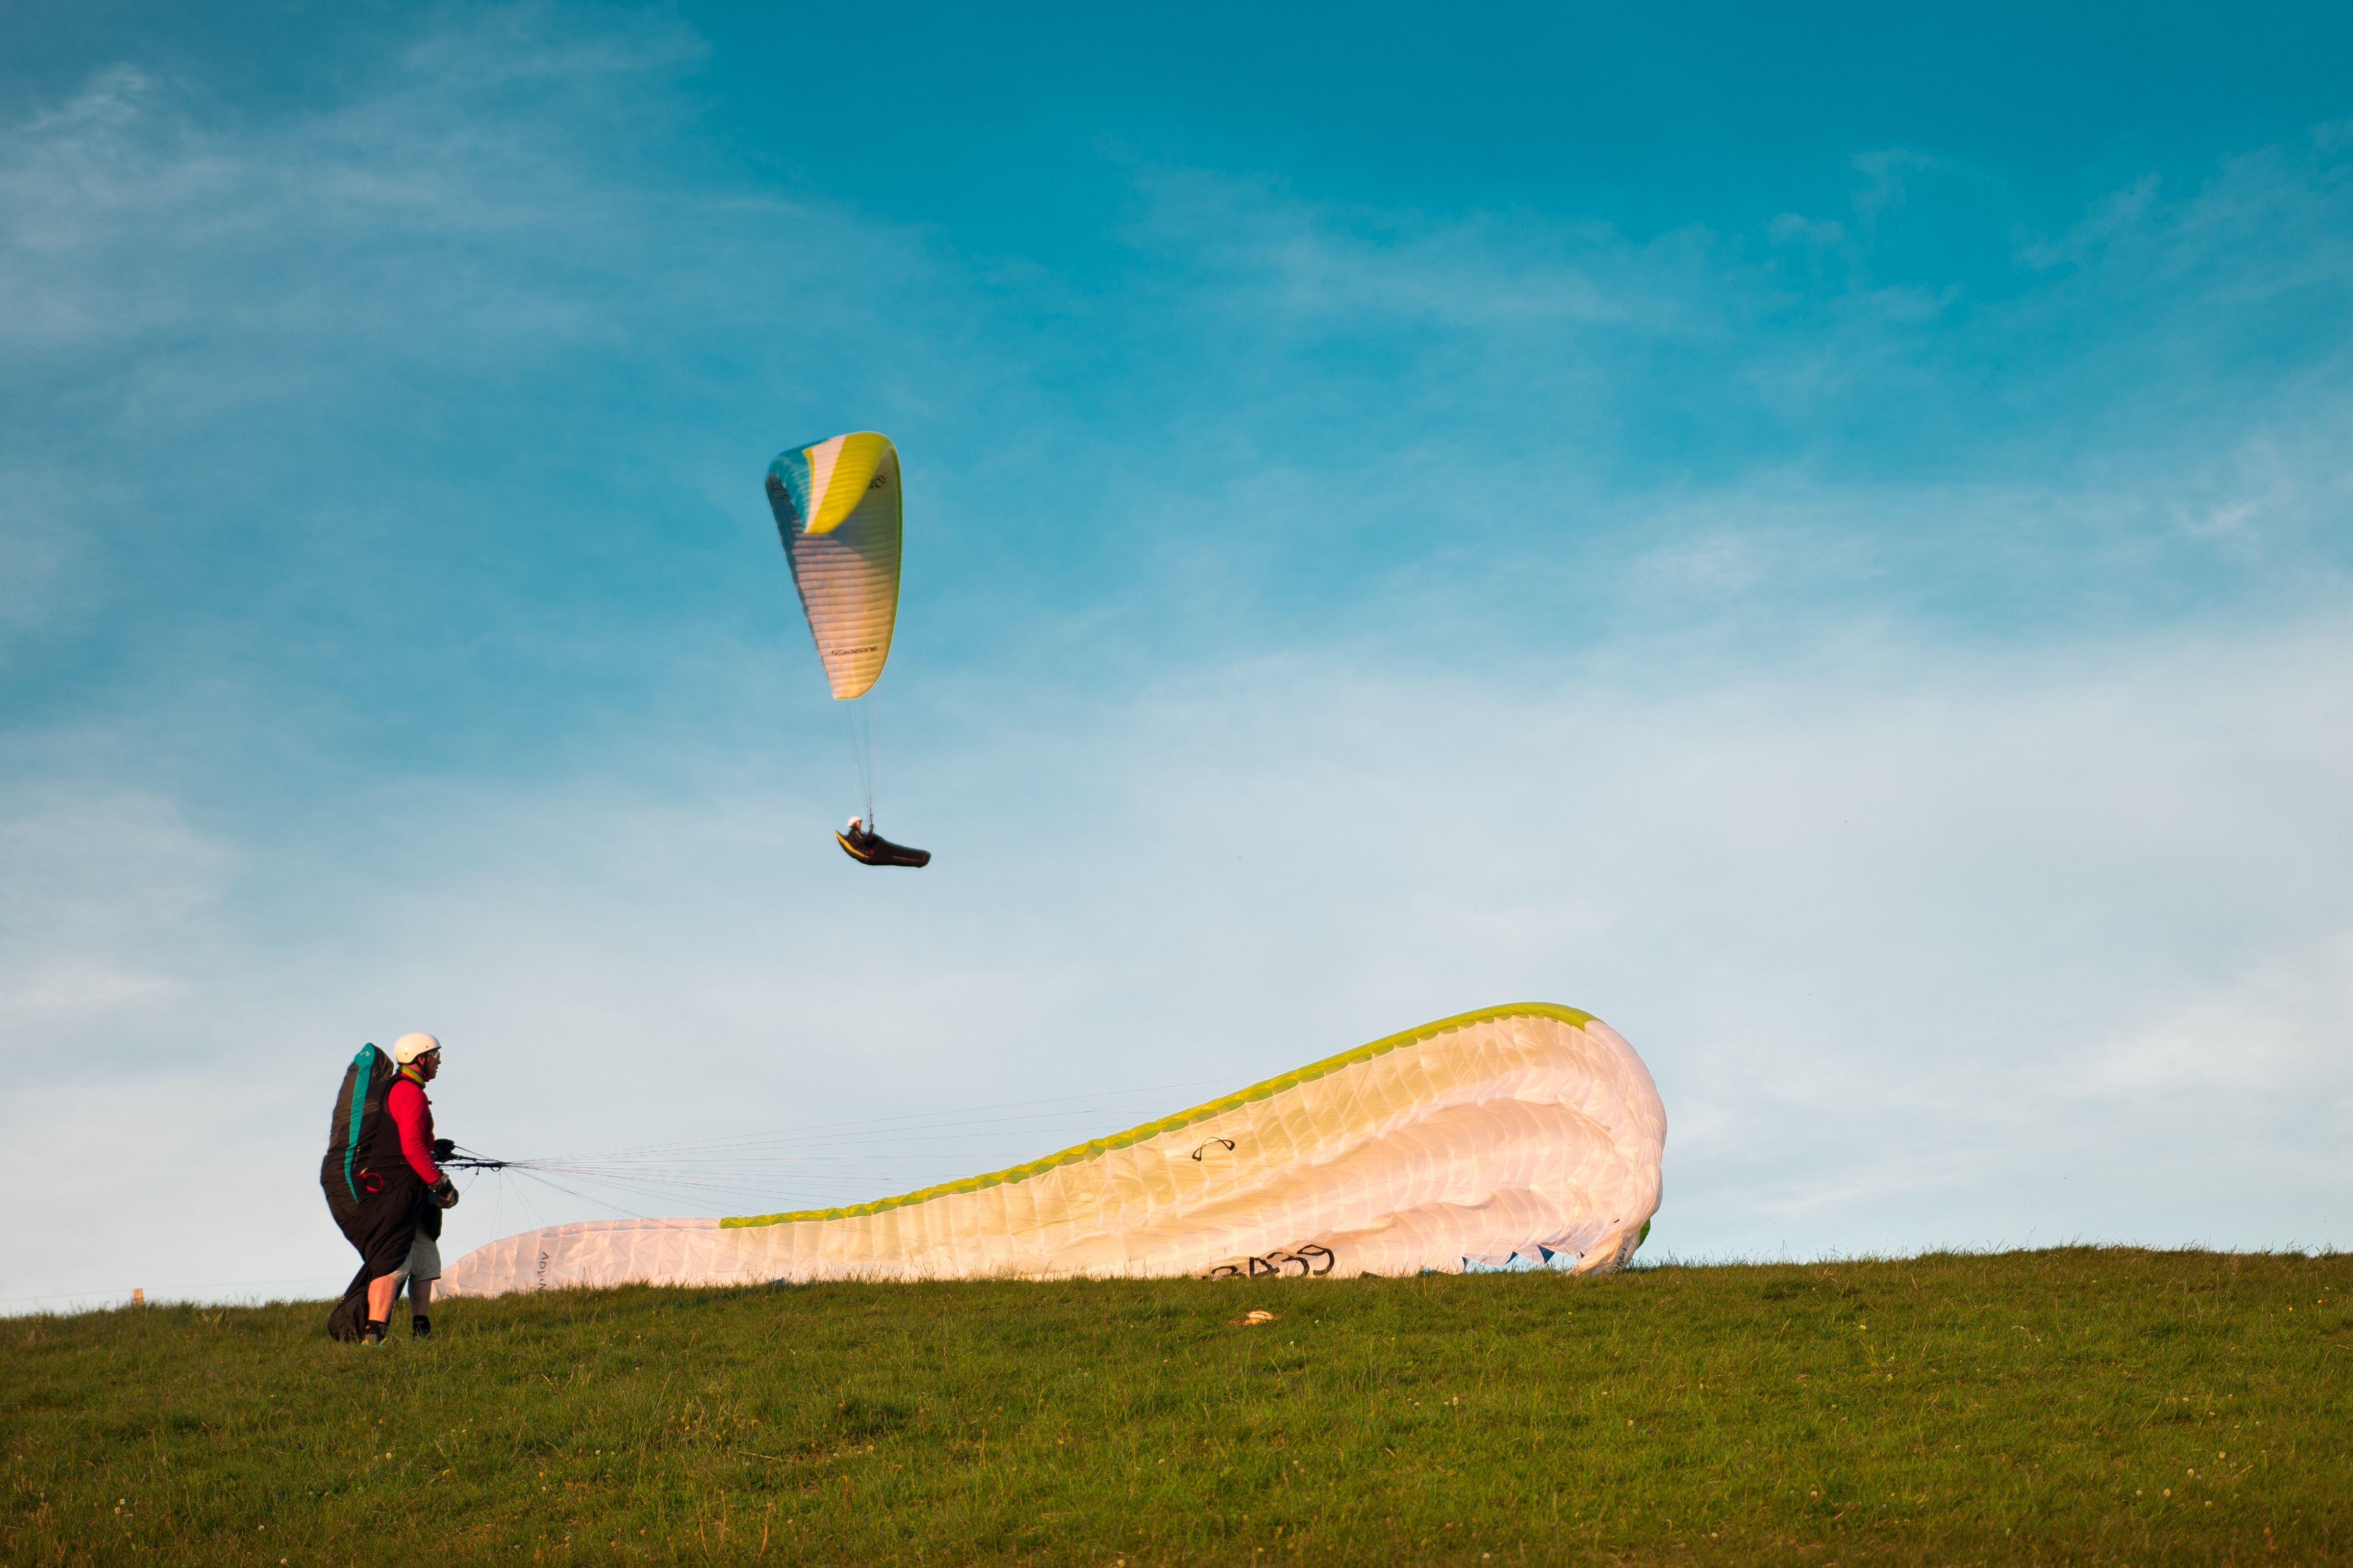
[4,2,2350,1307]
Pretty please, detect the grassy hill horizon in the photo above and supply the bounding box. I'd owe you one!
[6,1246,2346,1564]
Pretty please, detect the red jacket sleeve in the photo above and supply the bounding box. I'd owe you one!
[386,1078,443,1186]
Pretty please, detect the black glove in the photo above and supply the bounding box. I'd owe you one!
[432,1175,460,1210]
[432,1138,455,1163]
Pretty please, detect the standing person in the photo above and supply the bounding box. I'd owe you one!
[385,1042,457,1341]
[321,1033,458,1344]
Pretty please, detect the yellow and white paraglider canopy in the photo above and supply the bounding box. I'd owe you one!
[439,1003,1667,1295]
[765,431,902,702]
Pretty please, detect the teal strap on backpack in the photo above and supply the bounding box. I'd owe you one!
[342,1044,375,1203]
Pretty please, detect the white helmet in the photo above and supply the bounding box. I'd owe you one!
[391,1032,444,1065]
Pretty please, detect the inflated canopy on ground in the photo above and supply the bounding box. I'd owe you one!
[443,1004,1666,1295]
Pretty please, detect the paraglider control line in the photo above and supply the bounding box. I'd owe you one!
[1190,1138,1236,1162]
[410,1075,1245,1218]
[842,699,877,828]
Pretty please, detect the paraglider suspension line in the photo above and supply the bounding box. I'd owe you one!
[843,698,876,829]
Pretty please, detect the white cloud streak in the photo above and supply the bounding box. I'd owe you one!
[4,17,2350,1310]
[8,612,2347,1305]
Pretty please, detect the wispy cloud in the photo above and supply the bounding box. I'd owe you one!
[4,10,2350,1307]
[9,606,2348,1301]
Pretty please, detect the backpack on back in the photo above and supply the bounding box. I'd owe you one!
[322,1042,398,1222]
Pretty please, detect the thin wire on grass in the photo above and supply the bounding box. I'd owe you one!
[449,1076,1244,1217]
[503,1166,667,1224]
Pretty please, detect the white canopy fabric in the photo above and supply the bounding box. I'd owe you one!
[765,431,903,701]
[441,1003,1665,1297]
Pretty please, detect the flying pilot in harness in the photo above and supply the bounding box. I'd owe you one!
[837,816,931,868]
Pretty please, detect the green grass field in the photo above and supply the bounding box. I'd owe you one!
[5,1247,2346,1565]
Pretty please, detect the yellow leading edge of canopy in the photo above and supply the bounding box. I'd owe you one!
[721,1001,1600,1229]
[802,431,895,535]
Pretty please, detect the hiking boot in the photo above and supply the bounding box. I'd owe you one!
[411,1316,433,1341]
[361,1320,388,1347]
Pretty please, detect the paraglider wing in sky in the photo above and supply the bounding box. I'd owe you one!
[766,431,902,701]
[440,1004,1666,1294]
